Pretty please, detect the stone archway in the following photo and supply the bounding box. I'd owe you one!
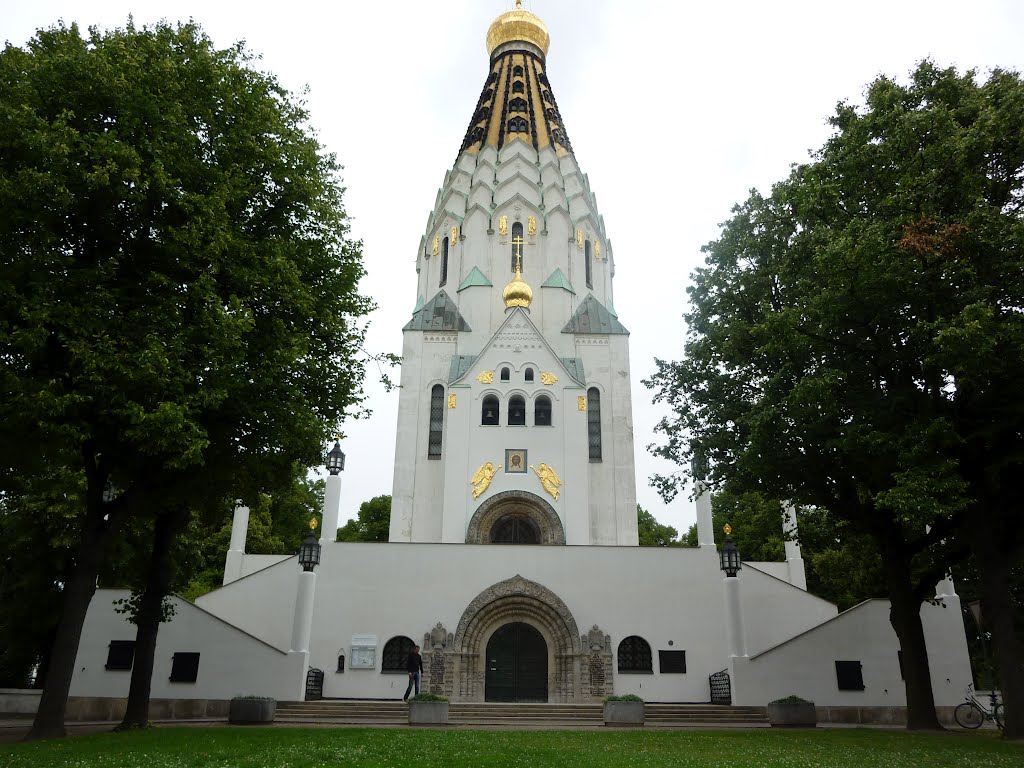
[466,491,565,545]
[446,575,585,702]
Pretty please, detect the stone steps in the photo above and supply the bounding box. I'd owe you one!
[274,700,768,727]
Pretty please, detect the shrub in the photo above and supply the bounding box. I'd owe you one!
[409,693,448,702]
[770,695,813,705]
[604,694,644,703]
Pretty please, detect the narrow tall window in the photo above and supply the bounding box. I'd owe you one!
[535,395,552,426]
[509,395,526,425]
[500,367,511,381]
[511,222,524,272]
[585,240,593,289]
[587,387,602,461]
[482,395,500,426]
[440,237,449,287]
[428,385,444,458]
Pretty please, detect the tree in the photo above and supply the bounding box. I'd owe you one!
[337,495,391,542]
[0,21,373,739]
[646,61,1024,732]
[636,505,683,547]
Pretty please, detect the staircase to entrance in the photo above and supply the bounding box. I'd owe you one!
[274,700,769,727]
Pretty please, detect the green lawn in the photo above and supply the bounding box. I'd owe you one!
[1,727,1019,768]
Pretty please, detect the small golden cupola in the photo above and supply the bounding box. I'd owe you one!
[486,0,551,59]
[502,257,533,309]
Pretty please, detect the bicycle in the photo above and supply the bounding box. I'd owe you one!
[954,684,1003,730]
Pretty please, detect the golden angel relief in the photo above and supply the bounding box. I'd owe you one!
[531,463,561,501]
[470,462,501,499]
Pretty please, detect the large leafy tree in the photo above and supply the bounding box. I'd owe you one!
[647,62,1024,734]
[636,505,683,547]
[336,494,391,543]
[0,21,372,738]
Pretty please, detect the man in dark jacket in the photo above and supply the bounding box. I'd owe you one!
[403,645,423,701]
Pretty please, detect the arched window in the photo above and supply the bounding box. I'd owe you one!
[482,395,500,426]
[618,636,653,673]
[440,237,449,287]
[587,387,602,461]
[428,385,445,458]
[490,513,540,544]
[513,65,524,77]
[382,636,416,673]
[512,80,525,94]
[500,367,511,381]
[509,97,528,113]
[511,222,524,272]
[507,116,529,133]
[524,368,534,382]
[508,395,526,425]
[535,395,552,426]
[585,240,593,289]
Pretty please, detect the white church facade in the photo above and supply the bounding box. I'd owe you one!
[58,3,972,719]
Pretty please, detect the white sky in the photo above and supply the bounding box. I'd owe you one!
[5,1,1024,534]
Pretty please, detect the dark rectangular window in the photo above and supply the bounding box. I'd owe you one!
[105,640,135,671]
[659,650,686,674]
[169,652,201,683]
[835,660,864,691]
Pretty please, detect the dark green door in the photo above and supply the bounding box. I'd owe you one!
[485,622,548,702]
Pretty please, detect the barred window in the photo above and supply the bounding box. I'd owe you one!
[535,395,552,426]
[585,240,593,288]
[511,222,524,272]
[513,65,524,77]
[482,395,500,426]
[509,395,526,426]
[618,636,653,673]
[508,116,529,133]
[382,636,416,673]
[587,387,602,461]
[512,80,525,93]
[440,237,449,287]
[428,385,445,458]
[509,97,528,113]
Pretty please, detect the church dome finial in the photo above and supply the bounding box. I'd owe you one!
[502,253,533,309]
[486,1,550,59]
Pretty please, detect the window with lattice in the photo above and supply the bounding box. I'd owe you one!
[382,636,415,673]
[585,240,593,289]
[428,385,444,458]
[440,237,448,287]
[587,388,602,461]
[508,116,529,133]
[618,636,653,673]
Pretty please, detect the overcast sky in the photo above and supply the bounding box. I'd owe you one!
[5,2,1024,535]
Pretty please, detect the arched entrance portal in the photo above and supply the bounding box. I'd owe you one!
[466,491,565,545]
[485,622,548,702]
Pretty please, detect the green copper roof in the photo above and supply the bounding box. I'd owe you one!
[560,357,586,384]
[457,266,493,292]
[562,294,629,335]
[412,295,425,314]
[607,297,618,318]
[449,355,478,382]
[541,268,575,294]
[404,290,471,332]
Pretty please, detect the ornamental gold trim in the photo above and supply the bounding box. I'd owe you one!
[451,225,458,245]
[576,228,584,249]
[448,394,457,409]
[577,396,587,411]
[432,236,439,256]
[477,370,495,384]
[499,215,509,236]
[540,372,557,385]
[528,216,537,236]
[594,242,601,260]
[531,463,561,501]
[471,461,501,499]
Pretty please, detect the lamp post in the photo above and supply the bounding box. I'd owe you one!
[326,441,346,475]
[321,441,346,545]
[290,519,321,654]
[720,524,747,658]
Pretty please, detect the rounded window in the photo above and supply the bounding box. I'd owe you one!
[524,368,534,382]
[489,513,540,544]
[535,395,552,426]
[500,367,511,381]
[482,395,500,426]
[508,395,526,426]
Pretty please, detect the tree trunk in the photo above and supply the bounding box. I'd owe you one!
[878,523,943,730]
[118,510,186,730]
[26,520,107,741]
[972,526,1024,740]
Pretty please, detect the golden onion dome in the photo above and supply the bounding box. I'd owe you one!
[502,264,534,309]
[486,1,550,59]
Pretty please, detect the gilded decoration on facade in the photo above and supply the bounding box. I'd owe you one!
[432,236,439,256]
[505,448,527,473]
[577,396,587,411]
[477,370,494,384]
[576,228,584,249]
[451,225,458,244]
[448,394,457,409]
[531,463,561,501]
[471,462,501,499]
[540,372,557,385]
[594,241,601,260]
[499,215,509,236]
[528,216,537,236]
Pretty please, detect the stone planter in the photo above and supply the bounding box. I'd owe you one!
[603,701,645,726]
[408,700,449,726]
[767,700,817,727]
[228,697,276,724]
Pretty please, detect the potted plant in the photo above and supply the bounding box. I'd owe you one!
[229,695,276,724]
[603,694,645,726]
[408,693,449,725]
[767,695,817,727]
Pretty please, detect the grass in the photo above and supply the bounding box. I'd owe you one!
[1,726,1019,768]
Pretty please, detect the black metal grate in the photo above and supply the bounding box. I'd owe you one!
[428,385,444,458]
[305,668,324,701]
[709,669,731,704]
[617,636,653,673]
[382,636,416,673]
[587,388,602,461]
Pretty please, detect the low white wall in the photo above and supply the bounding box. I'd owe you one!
[731,596,971,707]
[741,566,838,655]
[71,590,307,702]
[240,554,292,579]
[0,688,40,714]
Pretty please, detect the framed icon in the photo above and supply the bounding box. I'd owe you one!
[505,449,527,473]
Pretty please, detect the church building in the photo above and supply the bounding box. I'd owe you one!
[62,3,972,720]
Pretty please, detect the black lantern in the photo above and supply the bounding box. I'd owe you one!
[298,526,321,572]
[719,524,742,577]
[326,441,346,475]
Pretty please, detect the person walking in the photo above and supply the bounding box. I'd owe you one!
[403,644,423,701]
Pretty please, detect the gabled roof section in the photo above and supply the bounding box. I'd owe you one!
[562,294,629,335]
[449,355,478,382]
[541,268,575,294]
[457,266,493,292]
[412,295,425,314]
[403,290,471,332]
[560,357,585,383]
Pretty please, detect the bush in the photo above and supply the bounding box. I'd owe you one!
[770,695,813,705]
[409,693,448,702]
[232,695,275,701]
[604,694,644,703]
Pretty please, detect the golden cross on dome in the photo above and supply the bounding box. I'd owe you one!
[516,0,523,8]
[511,235,525,267]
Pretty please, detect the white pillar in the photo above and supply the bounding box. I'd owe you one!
[223,503,250,585]
[695,480,715,547]
[290,570,317,653]
[783,502,807,591]
[723,574,747,658]
[321,472,343,546]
